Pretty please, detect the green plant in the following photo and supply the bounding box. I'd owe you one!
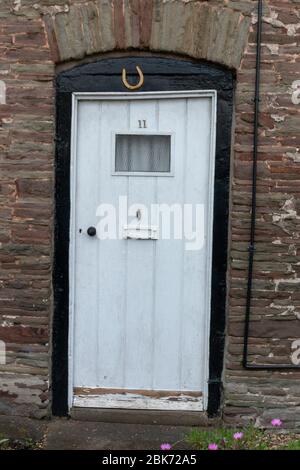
[0,436,10,450]
[0,436,37,451]
[279,439,300,450]
[186,424,275,451]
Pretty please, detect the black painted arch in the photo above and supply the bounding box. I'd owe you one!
[53,56,234,417]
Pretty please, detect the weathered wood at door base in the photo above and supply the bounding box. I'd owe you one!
[74,387,202,398]
[70,407,219,427]
[73,393,203,411]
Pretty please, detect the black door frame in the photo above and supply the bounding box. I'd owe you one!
[52,55,235,417]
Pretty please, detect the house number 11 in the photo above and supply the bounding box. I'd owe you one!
[138,120,147,128]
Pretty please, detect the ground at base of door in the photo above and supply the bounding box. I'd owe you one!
[2,415,300,450]
[0,415,192,450]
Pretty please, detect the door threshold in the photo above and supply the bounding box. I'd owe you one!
[73,388,203,412]
[70,407,212,426]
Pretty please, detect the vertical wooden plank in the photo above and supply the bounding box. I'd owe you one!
[124,100,157,389]
[73,101,101,386]
[180,97,212,391]
[152,98,186,390]
[96,101,128,388]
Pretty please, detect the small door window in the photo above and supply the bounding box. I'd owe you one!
[114,134,172,175]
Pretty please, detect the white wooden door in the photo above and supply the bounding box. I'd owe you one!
[70,92,216,411]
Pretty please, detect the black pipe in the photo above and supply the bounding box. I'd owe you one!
[243,0,300,370]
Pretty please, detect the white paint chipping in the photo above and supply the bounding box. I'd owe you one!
[286,151,300,163]
[272,197,300,226]
[262,12,300,37]
[73,393,203,411]
[269,303,300,320]
[0,81,6,105]
[266,44,279,55]
[291,80,300,105]
[291,340,300,365]
[271,114,285,123]
[0,341,5,365]
[12,0,21,12]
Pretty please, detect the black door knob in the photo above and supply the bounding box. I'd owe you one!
[87,226,97,237]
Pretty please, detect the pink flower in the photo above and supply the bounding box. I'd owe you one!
[208,443,218,450]
[233,432,244,440]
[160,443,172,450]
[271,419,282,428]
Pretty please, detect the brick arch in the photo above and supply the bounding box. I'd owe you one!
[42,0,251,70]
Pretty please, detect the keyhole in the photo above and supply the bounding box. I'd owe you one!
[136,209,142,220]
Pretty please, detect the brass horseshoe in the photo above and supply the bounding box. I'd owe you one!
[122,66,144,91]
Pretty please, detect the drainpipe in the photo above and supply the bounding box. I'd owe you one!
[243,0,300,370]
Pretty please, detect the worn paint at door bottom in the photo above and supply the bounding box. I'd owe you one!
[74,388,203,411]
